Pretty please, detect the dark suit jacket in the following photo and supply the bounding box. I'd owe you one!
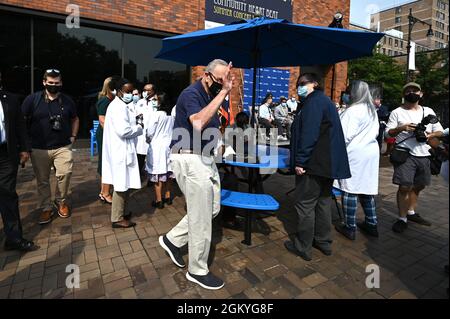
[290,90,351,180]
[0,90,30,163]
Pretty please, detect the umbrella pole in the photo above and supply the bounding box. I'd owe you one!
[251,27,260,144]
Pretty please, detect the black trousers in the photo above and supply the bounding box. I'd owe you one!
[0,145,23,241]
[137,154,146,176]
[294,174,333,257]
[258,118,275,137]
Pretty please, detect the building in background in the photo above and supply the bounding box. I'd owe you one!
[350,23,429,56]
[0,0,350,137]
[370,0,449,51]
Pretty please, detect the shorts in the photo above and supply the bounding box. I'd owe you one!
[393,156,431,187]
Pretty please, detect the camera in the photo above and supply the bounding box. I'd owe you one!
[49,115,62,131]
[414,114,439,142]
[136,114,144,128]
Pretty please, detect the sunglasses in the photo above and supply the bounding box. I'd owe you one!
[46,69,61,74]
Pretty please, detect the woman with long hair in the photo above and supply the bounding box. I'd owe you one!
[96,76,117,204]
[335,80,380,240]
[145,93,175,209]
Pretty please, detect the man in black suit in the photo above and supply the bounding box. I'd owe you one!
[0,72,37,251]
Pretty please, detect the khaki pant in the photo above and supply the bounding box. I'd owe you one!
[167,154,221,276]
[111,190,130,223]
[31,145,73,211]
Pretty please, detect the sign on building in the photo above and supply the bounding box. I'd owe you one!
[205,0,293,28]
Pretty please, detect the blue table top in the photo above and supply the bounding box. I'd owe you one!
[223,145,290,169]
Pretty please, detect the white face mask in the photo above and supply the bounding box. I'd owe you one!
[142,91,148,99]
[121,93,133,104]
[150,99,158,109]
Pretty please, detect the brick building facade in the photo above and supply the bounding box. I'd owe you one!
[0,0,349,130]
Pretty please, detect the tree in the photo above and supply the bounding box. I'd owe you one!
[348,50,404,110]
[414,49,449,126]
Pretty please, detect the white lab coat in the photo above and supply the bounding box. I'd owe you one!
[135,98,157,155]
[145,110,174,175]
[102,97,143,192]
[335,103,380,195]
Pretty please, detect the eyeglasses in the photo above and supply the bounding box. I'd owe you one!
[46,69,60,74]
[209,73,223,84]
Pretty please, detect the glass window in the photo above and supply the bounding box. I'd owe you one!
[382,48,386,54]
[123,33,189,108]
[395,17,401,24]
[34,19,123,137]
[388,38,393,45]
[395,39,399,47]
[395,7,401,14]
[0,11,31,98]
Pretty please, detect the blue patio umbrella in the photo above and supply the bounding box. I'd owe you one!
[155,17,384,124]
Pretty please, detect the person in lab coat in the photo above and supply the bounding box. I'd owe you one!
[135,84,157,176]
[102,78,143,228]
[145,92,175,209]
[334,80,380,240]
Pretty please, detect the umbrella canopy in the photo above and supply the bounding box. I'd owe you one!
[155,17,384,68]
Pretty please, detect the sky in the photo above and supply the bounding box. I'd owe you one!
[350,0,417,28]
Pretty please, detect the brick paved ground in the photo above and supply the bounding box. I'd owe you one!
[0,146,448,299]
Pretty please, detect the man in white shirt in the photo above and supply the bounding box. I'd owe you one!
[385,82,443,233]
[287,96,298,113]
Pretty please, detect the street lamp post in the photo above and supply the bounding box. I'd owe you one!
[405,8,434,82]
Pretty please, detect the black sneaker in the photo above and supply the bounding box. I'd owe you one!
[284,240,312,261]
[357,221,379,238]
[152,201,164,209]
[392,219,408,233]
[312,242,332,256]
[4,238,39,252]
[163,197,173,205]
[159,235,185,268]
[407,213,432,226]
[334,224,356,240]
[186,272,224,290]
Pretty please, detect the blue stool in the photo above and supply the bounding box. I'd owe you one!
[90,120,99,156]
[220,189,279,245]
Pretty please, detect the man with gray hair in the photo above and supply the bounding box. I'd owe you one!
[159,59,234,290]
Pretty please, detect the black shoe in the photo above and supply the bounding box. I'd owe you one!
[445,265,449,274]
[163,197,173,205]
[152,201,164,209]
[357,221,379,238]
[4,238,39,252]
[407,213,431,226]
[124,212,132,221]
[392,219,408,233]
[312,242,332,256]
[186,272,224,290]
[159,235,185,268]
[112,221,136,228]
[335,224,356,240]
[284,240,312,261]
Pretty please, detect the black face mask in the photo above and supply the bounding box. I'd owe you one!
[45,84,62,94]
[404,92,421,103]
[208,75,223,97]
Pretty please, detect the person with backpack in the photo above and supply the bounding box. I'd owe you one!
[21,69,79,225]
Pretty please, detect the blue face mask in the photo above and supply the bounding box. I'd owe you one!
[342,93,350,105]
[132,95,140,103]
[121,93,133,104]
[297,86,309,97]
